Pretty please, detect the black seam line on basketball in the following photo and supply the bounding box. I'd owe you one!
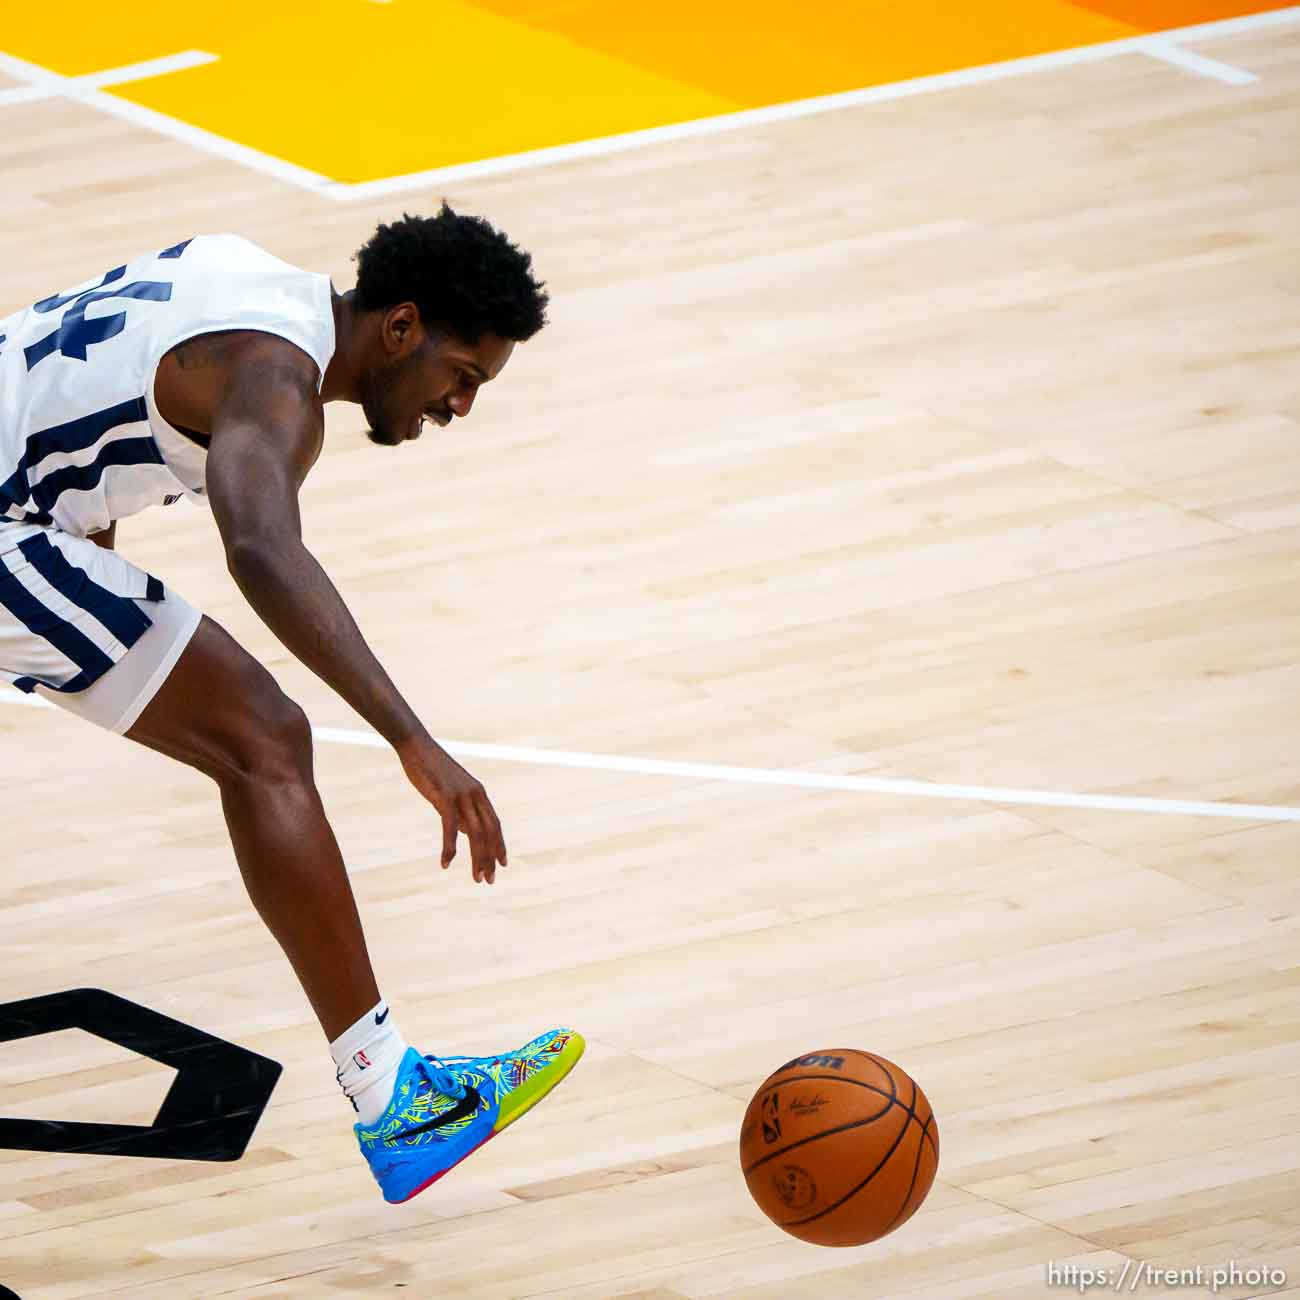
[779,1061,899,1099]
[743,1098,919,1177]
[881,1080,929,1236]
[856,1049,929,1129]
[921,1115,939,1158]
[743,1073,908,1175]
[882,1112,933,1236]
[785,1108,920,1229]
[844,1048,897,1072]
[782,1072,922,1230]
[746,1077,911,1142]
[838,1049,908,1093]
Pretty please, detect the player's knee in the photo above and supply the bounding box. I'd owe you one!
[217,686,313,786]
[248,692,314,783]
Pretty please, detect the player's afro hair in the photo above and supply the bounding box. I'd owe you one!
[354,203,549,343]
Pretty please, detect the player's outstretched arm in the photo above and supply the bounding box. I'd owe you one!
[205,335,507,883]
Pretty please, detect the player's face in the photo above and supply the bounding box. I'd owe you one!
[361,318,515,447]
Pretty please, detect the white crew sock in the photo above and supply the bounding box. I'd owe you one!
[330,1001,410,1125]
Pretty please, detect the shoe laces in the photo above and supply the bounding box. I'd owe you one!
[418,1054,467,1099]
[435,1052,493,1069]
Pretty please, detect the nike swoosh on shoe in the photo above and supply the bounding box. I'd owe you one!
[391,1084,482,1140]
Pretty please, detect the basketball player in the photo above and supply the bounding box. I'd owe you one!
[0,206,583,1204]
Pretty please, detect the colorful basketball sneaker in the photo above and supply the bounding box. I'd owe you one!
[356,1027,584,1204]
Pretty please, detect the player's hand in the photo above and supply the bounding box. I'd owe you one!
[396,736,507,884]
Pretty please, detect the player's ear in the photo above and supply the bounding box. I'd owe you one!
[382,303,422,354]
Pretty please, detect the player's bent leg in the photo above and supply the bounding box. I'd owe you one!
[127,615,586,1202]
[124,613,381,1040]
[13,574,586,1197]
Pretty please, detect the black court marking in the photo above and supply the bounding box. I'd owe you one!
[0,988,281,1162]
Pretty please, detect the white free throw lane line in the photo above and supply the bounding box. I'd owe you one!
[327,7,1289,200]
[3,692,1293,820]
[1,6,1294,197]
[310,5,1298,199]
[0,49,219,107]
[1137,37,1258,85]
[0,47,332,193]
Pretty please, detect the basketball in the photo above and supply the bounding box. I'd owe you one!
[739,1049,939,1247]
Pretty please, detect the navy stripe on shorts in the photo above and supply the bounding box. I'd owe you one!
[0,534,162,694]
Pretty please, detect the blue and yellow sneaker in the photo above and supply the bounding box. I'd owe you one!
[356,1027,584,1204]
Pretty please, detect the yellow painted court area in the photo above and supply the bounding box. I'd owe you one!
[1,0,1285,182]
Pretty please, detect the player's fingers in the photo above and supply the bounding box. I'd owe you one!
[440,810,458,869]
[458,794,492,885]
[474,791,507,868]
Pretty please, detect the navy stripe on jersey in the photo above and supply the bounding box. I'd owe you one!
[0,396,149,521]
[17,532,154,649]
[158,239,193,259]
[28,436,165,520]
[0,550,115,691]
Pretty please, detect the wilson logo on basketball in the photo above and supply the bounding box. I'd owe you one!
[781,1054,845,1071]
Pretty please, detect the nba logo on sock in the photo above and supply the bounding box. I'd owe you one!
[353,1049,372,1070]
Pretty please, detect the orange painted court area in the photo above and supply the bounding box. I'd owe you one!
[2,1,1294,182]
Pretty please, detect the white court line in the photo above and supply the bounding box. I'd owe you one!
[0,84,47,108]
[309,6,1298,199]
[327,9,1290,201]
[80,51,221,91]
[72,91,338,193]
[1,7,1295,199]
[308,726,1300,823]
[3,692,1294,820]
[0,50,219,108]
[1137,37,1259,85]
[0,47,333,193]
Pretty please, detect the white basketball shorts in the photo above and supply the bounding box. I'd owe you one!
[0,521,201,734]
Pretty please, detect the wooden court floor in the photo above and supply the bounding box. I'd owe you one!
[2,11,1299,1300]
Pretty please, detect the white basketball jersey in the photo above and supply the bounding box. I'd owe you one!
[0,235,335,538]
